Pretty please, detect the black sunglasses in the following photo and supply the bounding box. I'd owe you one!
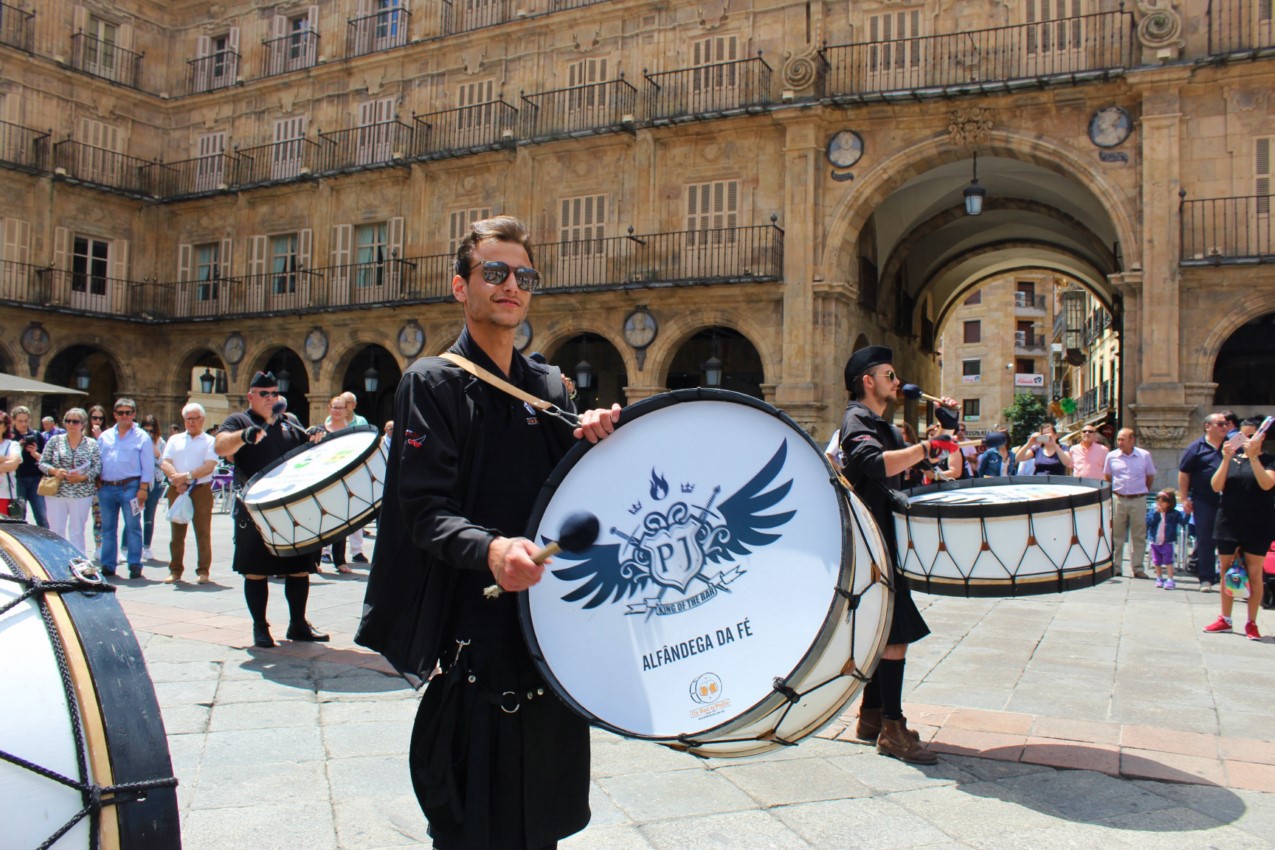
[64,419,84,425]
[252,390,281,398]
[467,260,540,292]
[115,409,135,416]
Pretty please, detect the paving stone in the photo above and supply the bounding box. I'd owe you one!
[159,701,211,735]
[641,809,813,849]
[590,737,707,778]
[599,767,756,821]
[584,779,630,827]
[561,824,657,849]
[826,750,977,794]
[715,756,872,806]
[327,754,417,800]
[1096,806,1269,849]
[322,720,414,759]
[774,796,954,849]
[1002,768,1175,821]
[209,699,321,732]
[319,698,419,726]
[214,676,316,704]
[202,726,325,767]
[180,802,337,850]
[332,794,430,848]
[191,759,329,809]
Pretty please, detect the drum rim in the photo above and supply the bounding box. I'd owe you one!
[518,387,858,744]
[240,423,382,510]
[901,474,1111,518]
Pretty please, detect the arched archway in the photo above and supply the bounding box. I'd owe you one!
[1213,312,1275,410]
[172,347,231,428]
[340,345,401,427]
[259,348,309,426]
[546,333,628,410]
[43,345,121,420]
[666,327,765,399]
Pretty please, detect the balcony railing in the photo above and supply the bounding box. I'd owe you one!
[440,0,512,34]
[644,56,774,122]
[187,50,240,94]
[143,153,235,199]
[820,10,1133,100]
[52,139,152,196]
[520,79,639,141]
[262,30,319,77]
[0,2,35,52]
[1014,330,1047,351]
[233,138,327,186]
[533,223,784,293]
[1180,194,1275,264]
[413,100,519,159]
[1013,292,1047,310]
[71,32,143,88]
[16,268,170,320]
[317,121,414,172]
[0,120,50,173]
[1207,0,1275,56]
[0,260,42,303]
[347,7,411,57]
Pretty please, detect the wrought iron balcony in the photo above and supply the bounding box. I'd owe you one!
[819,10,1133,100]
[644,56,774,122]
[0,260,41,304]
[187,50,240,94]
[262,30,319,77]
[0,120,50,173]
[1013,292,1047,311]
[143,153,235,199]
[533,222,784,293]
[232,138,327,186]
[440,0,512,34]
[413,100,519,159]
[1180,193,1275,264]
[71,32,143,88]
[1014,330,1047,352]
[316,121,414,173]
[0,2,34,52]
[347,7,411,57]
[519,79,639,141]
[52,139,152,196]
[11,267,172,320]
[1207,0,1275,56]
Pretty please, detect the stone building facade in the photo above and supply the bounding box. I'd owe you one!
[0,0,1270,477]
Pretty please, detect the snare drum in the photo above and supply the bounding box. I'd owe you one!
[893,475,1113,597]
[241,425,388,557]
[521,389,892,758]
[0,521,180,849]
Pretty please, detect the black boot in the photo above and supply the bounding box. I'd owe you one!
[286,620,330,642]
[253,622,275,648]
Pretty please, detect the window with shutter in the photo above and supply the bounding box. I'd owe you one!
[457,79,495,136]
[195,132,226,192]
[1257,137,1271,217]
[691,35,738,94]
[272,116,307,180]
[556,195,607,286]
[685,180,739,248]
[449,207,491,256]
[71,235,111,306]
[355,222,389,292]
[865,8,924,90]
[78,119,122,187]
[963,320,981,344]
[83,15,119,80]
[567,57,609,115]
[195,242,221,303]
[270,233,299,294]
[1025,0,1085,57]
[373,0,405,50]
[356,98,396,165]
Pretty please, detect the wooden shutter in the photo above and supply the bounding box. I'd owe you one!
[1257,137,1271,215]
[331,224,352,266]
[387,217,404,257]
[4,218,30,265]
[220,238,233,277]
[53,226,70,269]
[560,195,607,247]
[177,243,192,282]
[249,235,267,277]
[196,35,211,58]
[298,228,312,270]
[110,238,128,281]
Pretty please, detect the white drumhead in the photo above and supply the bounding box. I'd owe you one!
[242,428,381,506]
[907,482,1097,505]
[524,398,845,740]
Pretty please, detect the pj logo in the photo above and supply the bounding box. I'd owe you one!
[550,441,796,616]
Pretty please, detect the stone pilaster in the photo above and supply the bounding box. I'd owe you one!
[621,385,666,404]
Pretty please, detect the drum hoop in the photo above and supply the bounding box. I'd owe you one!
[0,524,179,845]
[902,474,1111,519]
[518,387,858,743]
[241,423,382,511]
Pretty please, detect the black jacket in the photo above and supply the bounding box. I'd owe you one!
[355,332,576,686]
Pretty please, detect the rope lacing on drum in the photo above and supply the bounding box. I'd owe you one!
[0,547,178,850]
[0,557,114,618]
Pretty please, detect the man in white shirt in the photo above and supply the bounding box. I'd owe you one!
[160,402,220,584]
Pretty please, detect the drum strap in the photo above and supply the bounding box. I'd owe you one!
[440,353,581,427]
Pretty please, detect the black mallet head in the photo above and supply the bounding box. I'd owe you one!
[557,511,600,554]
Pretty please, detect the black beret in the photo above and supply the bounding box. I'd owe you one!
[527,351,547,364]
[249,370,277,389]
[844,345,893,390]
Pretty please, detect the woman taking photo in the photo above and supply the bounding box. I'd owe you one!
[38,408,102,555]
[139,414,168,561]
[9,405,50,527]
[1,410,22,516]
[1015,421,1074,476]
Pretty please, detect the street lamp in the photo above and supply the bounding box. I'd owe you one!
[963,152,986,216]
[198,368,215,394]
[574,359,593,391]
[702,355,723,387]
[73,364,91,390]
[276,368,291,393]
[363,354,380,394]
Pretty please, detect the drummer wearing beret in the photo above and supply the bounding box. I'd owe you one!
[356,215,620,850]
[839,344,957,765]
[215,370,328,649]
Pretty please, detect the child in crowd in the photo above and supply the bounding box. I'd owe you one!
[1147,488,1185,589]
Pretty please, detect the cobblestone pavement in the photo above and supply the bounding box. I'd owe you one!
[99,510,1275,848]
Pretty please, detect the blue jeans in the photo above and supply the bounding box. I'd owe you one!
[1191,500,1219,585]
[15,477,48,528]
[99,482,143,569]
[142,482,167,548]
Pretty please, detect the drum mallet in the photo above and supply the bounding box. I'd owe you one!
[901,384,960,431]
[483,511,600,599]
[957,431,1009,449]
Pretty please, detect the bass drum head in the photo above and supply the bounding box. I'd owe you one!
[521,390,850,749]
[0,521,180,849]
[241,425,381,509]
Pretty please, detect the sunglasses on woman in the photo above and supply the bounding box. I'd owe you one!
[467,260,541,292]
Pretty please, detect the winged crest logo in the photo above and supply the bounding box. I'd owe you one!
[550,441,797,616]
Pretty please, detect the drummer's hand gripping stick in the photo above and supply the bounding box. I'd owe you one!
[483,511,600,599]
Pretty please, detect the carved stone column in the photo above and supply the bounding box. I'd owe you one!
[622,385,666,404]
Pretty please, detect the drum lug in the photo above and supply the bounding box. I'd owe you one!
[834,586,860,610]
[772,678,800,704]
[69,556,105,586]
[499,691,521,714]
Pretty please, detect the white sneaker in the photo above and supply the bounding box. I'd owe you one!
[142,547,154,561]
[93,546,102,560]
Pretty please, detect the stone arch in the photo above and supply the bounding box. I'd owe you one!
[326,334,406,390]
[42,343,125,417]
[169,343,229,395]
[1187,289,1275,389]
[536,323,639,388]
[645,310,778,393]
[821,130,1140,288]
[331,342,402,426]
[0,338,16,375]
